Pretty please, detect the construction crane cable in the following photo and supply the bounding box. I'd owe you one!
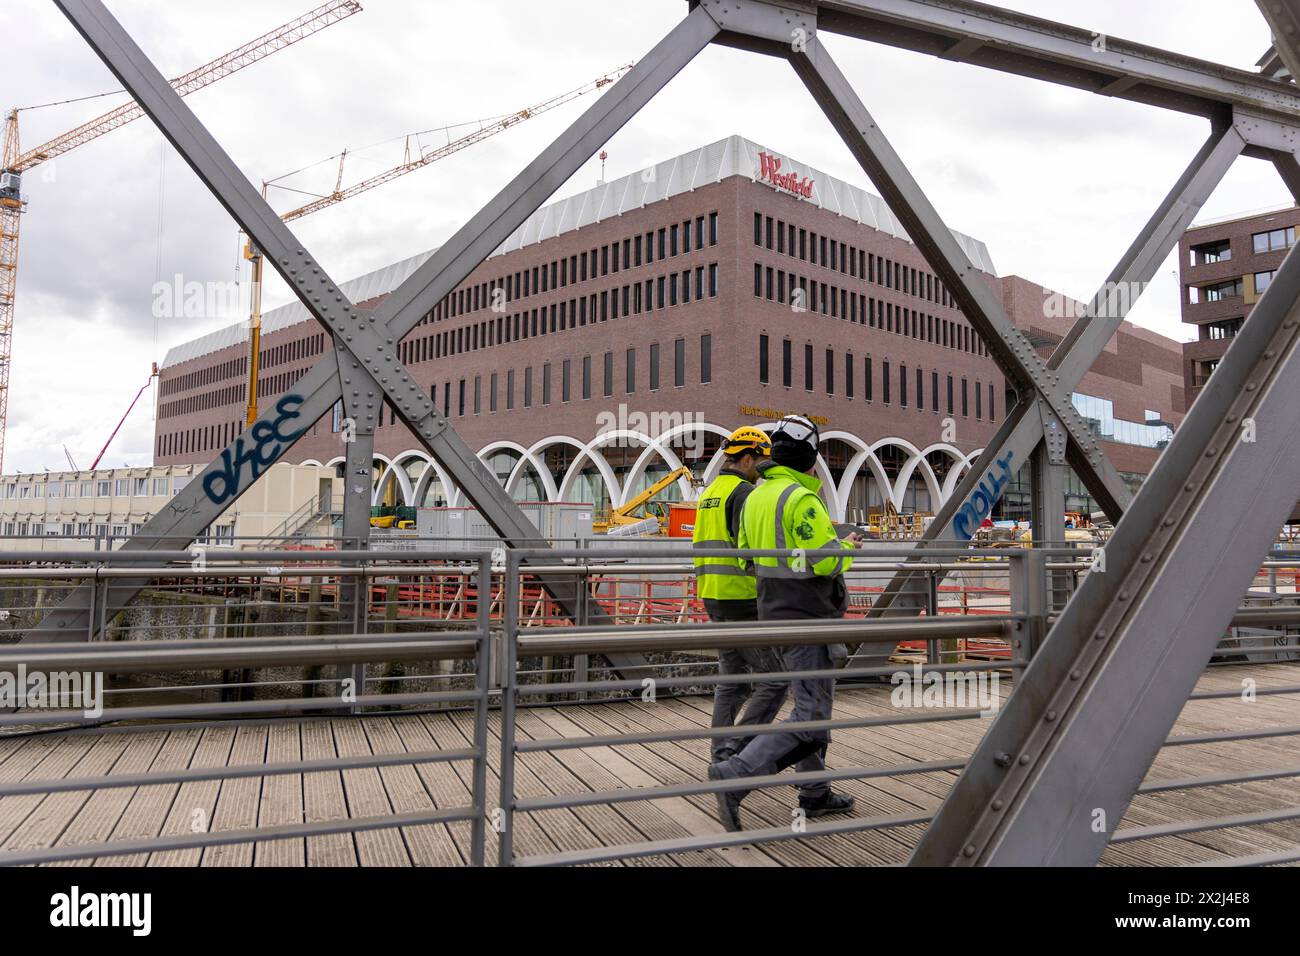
[263,114,517,189]
[13,90,129,112]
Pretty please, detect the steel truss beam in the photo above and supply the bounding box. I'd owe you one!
[872,122,1245,612]
[33,0,721,665]
[914,157,1300,864]
[35,1,1300,869]
[909,0,1300,865]
[813,0,1300,123]
[781,28,1133,514]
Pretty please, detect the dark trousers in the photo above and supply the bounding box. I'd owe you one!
[707,602,787,762]
[718,641,834,800]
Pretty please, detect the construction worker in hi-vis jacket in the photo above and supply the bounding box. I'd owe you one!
[692,426,787,764]
[708,414,859,832]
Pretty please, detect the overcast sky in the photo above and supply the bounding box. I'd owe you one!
[0,0,1290,473]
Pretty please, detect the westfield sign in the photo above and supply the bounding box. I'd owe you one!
[757,151,814,198]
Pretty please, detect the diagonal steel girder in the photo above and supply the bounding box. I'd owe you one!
[870,123,1246,613]
[912,146,1300,864]
[908,0,1300,866]
[1255,0,1300,86]
[775,31,1135,519]
[29,0,722,662]
[703,0,1135,531]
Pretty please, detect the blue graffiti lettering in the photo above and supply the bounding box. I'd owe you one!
[953,449,1016,541]
[203,394,306,505]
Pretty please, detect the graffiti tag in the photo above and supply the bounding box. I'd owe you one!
[202,394,306,505]
[952,450,1016,540]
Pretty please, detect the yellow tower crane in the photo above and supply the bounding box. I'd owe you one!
[0,0,364,471]
[243,62,633,426]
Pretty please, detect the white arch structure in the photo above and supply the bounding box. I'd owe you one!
[316,422,985,522]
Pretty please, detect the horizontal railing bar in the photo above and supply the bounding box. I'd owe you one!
[516,709,986,753]
[515,660,1016,698]
[1163,724,1300,747]
[0,564,483,581]
[0,549,494,563]
[0,747,478,797]
[0,636,481,673]
[1137,764,1300,794]
[0,688,486,728]
[517,561,1019,575]
[1111,805,1300,843]
[1189,847,1300,867]
[517,617,1015,656]
[0,805,481,867]
[1186,683,1300,701]
[514,758,966,811]
[513,810,933,867]
[102,677,342,695]
[511,546,1044,559]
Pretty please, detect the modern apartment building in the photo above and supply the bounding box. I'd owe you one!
[153,136,1188,523]
[1180,204,1300,400]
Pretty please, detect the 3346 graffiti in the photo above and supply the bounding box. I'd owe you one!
[202,395,306,505]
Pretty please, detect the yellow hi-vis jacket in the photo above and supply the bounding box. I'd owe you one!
[692,471,757,602]
[738,464,853,619]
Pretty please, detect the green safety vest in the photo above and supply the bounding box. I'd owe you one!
[692,473,757,601]
[737,465,853,581]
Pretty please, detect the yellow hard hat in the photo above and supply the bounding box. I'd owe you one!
[723,426,772,457]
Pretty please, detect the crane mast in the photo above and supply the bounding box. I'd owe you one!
[0,112,23,474]
[243,63,632,424]
[0,0,364,473]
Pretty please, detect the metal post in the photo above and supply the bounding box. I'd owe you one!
[924,569,939,665]
[469,553,491,867]
[1030,448,1066,549]
[1007,550,1047,669]
[497,550,520,867]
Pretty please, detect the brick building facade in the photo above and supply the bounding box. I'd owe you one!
[155,136,1187,521]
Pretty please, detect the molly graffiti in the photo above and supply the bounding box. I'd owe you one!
[202,395,306,505]
[952,450,1016,540]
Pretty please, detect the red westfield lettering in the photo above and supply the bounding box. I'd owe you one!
[757,151,814,198]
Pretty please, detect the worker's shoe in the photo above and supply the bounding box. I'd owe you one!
[707,761,748,832]
[798,790,856,818]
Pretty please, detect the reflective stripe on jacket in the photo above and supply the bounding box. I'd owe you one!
[692,471,757,601]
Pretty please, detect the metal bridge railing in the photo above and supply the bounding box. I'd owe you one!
[0,549,495,867]
[2,543,1299,865]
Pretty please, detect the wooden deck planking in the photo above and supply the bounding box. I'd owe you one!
[201,724,269,867]
[361,717,462,867]
[518,705,731,866]
[0,736,95,848]
[96,730,203,867]
[254,722,306,867]
[148,727,236,867]
[0,660,1294,866]
[299,720,357,867]
[441,708,632,867]
[2,734,132,859]
[48,732,166,867]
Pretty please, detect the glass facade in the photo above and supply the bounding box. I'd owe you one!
[1072,392,1173,449]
